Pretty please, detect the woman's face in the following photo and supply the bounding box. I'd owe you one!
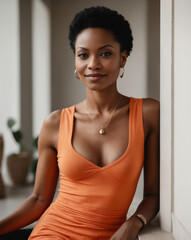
[75,28,127,91]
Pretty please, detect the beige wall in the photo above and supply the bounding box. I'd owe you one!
[51,0,160,110]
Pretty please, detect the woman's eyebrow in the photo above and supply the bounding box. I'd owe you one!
[76,47,88,51]
[98,44,114,50]
[77,44,114,51]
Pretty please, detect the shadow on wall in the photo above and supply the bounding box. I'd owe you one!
[147,0,160,100]
[19,0,33,151]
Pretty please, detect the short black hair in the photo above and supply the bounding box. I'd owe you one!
[69,6,133,57]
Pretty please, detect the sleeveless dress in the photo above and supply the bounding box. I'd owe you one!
[28,97,144,240]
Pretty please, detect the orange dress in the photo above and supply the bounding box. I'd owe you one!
[28,97,144,240]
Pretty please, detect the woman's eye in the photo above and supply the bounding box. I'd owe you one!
[77,53,88,58]
[101,52,112,57]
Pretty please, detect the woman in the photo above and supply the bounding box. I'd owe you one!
[0,6,159,240]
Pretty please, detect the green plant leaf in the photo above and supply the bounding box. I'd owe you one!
[31,158,38,173]
[13,130,23,143]
[7,118,16,129]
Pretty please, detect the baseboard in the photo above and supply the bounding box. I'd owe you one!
[172,213,191,240]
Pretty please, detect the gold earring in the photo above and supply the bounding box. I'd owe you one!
[120,67,125,78]
[74,69,80,79]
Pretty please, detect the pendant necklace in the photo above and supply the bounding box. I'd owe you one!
[84,97,121,135]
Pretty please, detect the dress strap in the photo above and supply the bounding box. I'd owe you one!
[130,98,144,148]
[57,106,75,158]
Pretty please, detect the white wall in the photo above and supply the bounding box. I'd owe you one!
[160,0,173,231]
[32,0,51,136]
[173,0,191,238]
[0,0,20,183]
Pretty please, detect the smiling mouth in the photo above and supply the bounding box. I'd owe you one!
[85,74,106,81]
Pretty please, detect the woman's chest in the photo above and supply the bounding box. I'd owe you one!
[72,113,130,168]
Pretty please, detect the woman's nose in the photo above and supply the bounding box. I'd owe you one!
[88,56,101,70]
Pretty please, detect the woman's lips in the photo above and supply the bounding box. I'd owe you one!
[85,74,106,81]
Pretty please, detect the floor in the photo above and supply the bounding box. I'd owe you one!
[0,184,174,239]
[0,184,37,229]
[138,219,175,240]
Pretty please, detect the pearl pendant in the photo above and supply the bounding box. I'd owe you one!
[99,129,105,135]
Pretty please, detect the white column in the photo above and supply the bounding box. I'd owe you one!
[32,0,51,137]
[173,0,191,238]
[160,0,173,232]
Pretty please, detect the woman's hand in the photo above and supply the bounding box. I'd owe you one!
[110,215,143,240]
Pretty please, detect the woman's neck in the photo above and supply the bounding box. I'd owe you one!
[85,89,122,114]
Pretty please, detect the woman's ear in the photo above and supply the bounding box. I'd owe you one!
[120,50,127,68]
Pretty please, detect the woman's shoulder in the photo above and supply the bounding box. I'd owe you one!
[142,97,160,111]
[43,110,62,129]
[38,110,63,150]
[42,105,75,130]
[131,97,159,113]
[142,97,160,132]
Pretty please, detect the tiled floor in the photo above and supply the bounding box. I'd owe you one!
[0,184,174,239]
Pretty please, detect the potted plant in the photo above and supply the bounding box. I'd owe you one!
[7,118,32,185]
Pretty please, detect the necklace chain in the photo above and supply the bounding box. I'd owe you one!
[84,97,121,135]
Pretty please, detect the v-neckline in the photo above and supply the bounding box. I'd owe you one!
[70,97,132,171]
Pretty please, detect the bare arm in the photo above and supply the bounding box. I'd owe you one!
[131,98,160,223]
[110,98,160,240]
[0,111,61,235]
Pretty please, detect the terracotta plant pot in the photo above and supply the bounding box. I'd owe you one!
[0,134,5,197]
[7,152,31,185]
